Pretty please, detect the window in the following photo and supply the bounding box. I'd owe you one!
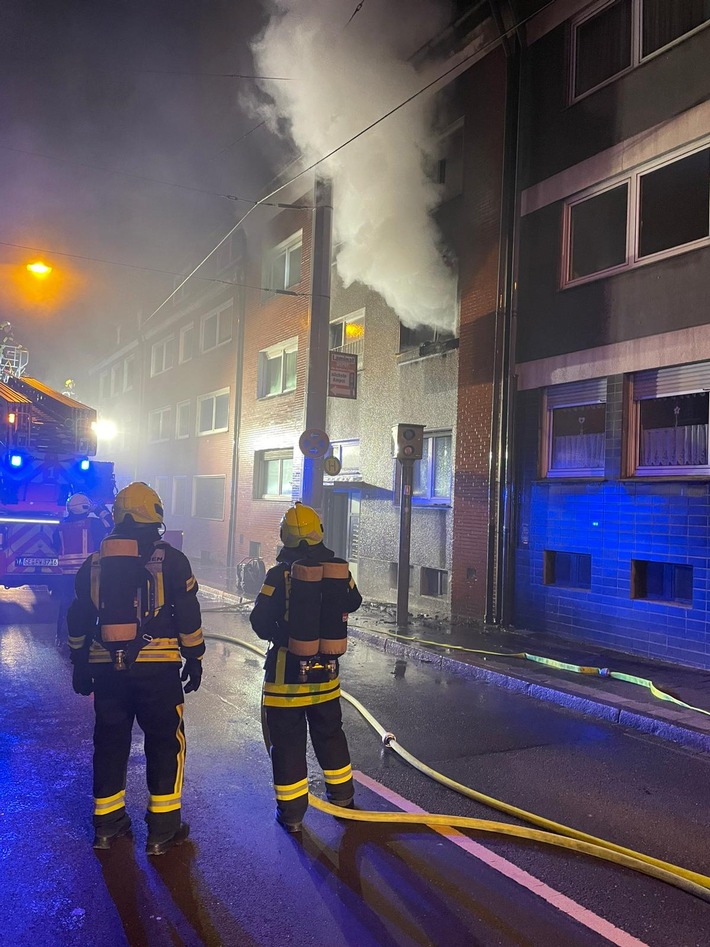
[99,372,108,400]
[255,449,293,499]
[148,406,172,443]
[388,562,414,589]
[155,476,170,510]
[330,311,365,369]
[436,119,464,202]
[400,324,455,351]
[632,560,693,606]
[249,540,261,558]
[151,337,176,376]
[202,306,232,352]
[179,324,195,363]
[544,551,592,590]
[197,389,229,435]
[172,477,189,516]
[420,567,449,598]
[568,184,628,280]
[638,150,710,258]
[325,440,361,478]
[543,379,607,478]
[563,144,710,285]
[571,0,710,101]
[193,475,225,520]
[258,339,298,397]
[266,233,303,292]
[124,356,136,392]
[413,433,452,503]
[176,400,191,439]
[573,0,632,99]
[629,364,710,475]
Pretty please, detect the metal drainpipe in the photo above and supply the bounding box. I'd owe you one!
[485,0,521,626]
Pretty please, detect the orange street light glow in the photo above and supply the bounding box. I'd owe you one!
[26,261,53,276]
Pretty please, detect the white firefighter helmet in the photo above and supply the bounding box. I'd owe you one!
[67,493,92,516]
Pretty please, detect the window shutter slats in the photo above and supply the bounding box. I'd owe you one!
[546,378,607,408]
[633,363,710,400]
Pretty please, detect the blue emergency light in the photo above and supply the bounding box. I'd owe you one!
[80,458,91,471]
[9,453,23,468]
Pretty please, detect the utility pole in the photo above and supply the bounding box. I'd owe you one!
[301,177,333,511]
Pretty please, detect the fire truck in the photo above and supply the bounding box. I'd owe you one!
[0,341,115,591]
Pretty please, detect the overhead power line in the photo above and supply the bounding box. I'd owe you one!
[0,143,311,209]
[140,70,292,80]
[143,0,556,327]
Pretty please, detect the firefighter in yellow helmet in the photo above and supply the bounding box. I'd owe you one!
[67,482,205,854]
[250,502,362,832]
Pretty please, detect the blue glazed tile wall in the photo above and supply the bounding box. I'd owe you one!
[513,383,710,669]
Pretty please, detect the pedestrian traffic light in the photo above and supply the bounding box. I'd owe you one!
[392,423,424,461]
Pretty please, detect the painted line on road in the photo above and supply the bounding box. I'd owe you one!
[353,770,650,947]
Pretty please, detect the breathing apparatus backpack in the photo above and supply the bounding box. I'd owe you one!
[95,537,161,670]
[287,557,352,681]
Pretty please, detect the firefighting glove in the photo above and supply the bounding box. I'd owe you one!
[181,658,202,693]
[72,665,94,696]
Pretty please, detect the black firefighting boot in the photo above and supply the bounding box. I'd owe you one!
[275,810,303,834]
[92,813,133,850]
[146,822,190,856]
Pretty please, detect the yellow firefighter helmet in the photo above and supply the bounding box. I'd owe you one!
[66,493,92,516]
[280,502,324,548]
[113,482,164,526]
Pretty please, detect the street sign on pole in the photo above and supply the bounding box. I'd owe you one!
[299,428,330,459]
[328,351,358,399]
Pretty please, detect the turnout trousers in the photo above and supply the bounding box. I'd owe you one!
[262,648,354,824]
[91,664,186,843]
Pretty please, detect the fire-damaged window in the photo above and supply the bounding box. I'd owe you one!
[436,119,464,202]
[543,379,607,478]
[193,475,225,520]
[628,364,710,475]
[255,449,293,499]
[571,0,710,101]
[563,142,710,286]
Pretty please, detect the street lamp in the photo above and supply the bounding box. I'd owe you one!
[26,261,53,278]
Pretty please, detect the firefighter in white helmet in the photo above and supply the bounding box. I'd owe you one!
[250,501,362,832]
[53,493,109,646]
[67,482,204,854]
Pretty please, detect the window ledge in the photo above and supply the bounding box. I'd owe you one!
[622,475,710,482]
[536,477,606,484]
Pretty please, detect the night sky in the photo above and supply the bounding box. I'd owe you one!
[0,0,273,389]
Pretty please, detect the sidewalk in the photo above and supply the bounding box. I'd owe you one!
[196,563,710,754]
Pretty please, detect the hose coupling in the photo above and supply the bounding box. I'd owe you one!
[382,731,396,747]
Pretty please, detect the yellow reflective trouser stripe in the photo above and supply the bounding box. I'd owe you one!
[274,778,309,801]
[68,635,85,651]
[323,764,352,785]
[148,793,182,813]
[147,704,185,811]
[94,790,126,816]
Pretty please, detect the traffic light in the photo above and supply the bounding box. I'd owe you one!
[392,423,424,461]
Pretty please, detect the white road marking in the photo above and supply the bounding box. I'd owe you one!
[353,770,650,947]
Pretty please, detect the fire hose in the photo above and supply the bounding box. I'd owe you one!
[204,631,710,903]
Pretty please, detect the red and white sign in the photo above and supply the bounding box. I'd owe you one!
[328,352,357,400]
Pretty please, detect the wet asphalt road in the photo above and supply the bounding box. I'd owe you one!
[1,588,709,947]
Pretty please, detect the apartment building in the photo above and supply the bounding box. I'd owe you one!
[512,0,710,668]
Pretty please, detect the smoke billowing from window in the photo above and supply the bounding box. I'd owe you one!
[251,0,457,332]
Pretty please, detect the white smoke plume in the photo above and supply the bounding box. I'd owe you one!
[251,0,457,332]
